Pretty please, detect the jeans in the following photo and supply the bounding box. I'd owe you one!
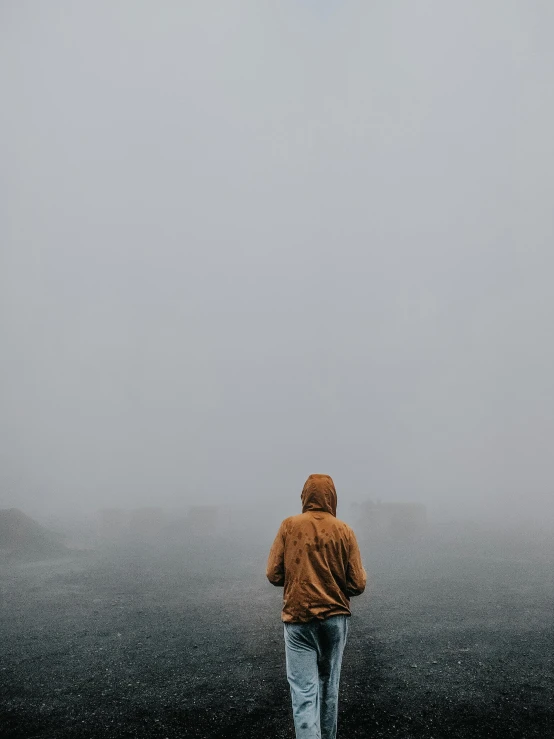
[284,615,349,739]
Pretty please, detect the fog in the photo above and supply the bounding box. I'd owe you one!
[2,1,554,528]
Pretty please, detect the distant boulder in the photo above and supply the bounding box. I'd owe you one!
[0,508,67,558]
[162,506,219,543]
[353,500,428,539]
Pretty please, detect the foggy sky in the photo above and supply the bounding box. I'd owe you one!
[2,1,554,523]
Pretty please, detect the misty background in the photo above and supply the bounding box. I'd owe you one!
[1,1,553,527]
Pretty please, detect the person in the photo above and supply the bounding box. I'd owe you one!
[266,473,366,739]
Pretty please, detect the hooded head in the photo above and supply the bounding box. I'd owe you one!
[301,474,337,517]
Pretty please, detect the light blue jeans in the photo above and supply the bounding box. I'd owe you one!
[284,615,349,739]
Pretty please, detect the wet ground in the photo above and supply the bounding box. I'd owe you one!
[1,527,553,738]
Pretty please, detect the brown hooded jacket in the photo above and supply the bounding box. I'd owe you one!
[266,474,366,623]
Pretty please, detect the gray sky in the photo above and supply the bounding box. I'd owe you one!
[2,1,553,523]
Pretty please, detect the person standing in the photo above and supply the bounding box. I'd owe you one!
[266,474,366,739]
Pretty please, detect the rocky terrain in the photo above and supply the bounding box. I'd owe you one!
[1,527,553,738]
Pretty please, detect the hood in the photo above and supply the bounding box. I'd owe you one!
[301,474,337,516]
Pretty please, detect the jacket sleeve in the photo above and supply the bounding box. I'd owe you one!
[266,522,286,587]
[345,529,366,596]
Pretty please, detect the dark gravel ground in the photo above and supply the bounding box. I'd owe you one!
[1,527,553,738]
